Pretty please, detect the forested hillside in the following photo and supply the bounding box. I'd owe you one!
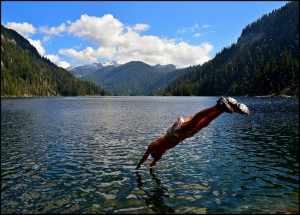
[1,25,110,97]
[163,1,299,96]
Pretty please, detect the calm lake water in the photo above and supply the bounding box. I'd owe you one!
[1,96,299,214]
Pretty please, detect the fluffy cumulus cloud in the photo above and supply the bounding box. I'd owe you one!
[39,23,66,41]
[59,47,98,63]
[45,54,60,63]
[58,61,71,69]
[40,23,66,36]
[59,46,116,63]
[5,22,36,38]
[131,23,150,32]
[61,14,213,68]
[116,34,213,67]
[6,14,213,68]
[68,14,124,47]
[28,38,45,56]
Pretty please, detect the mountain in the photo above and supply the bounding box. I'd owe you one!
[68,61,175,79]
[66,61,120,78]
[163,1,299,96]
[1,25,110,97]
[81,61,183,96]
[153,64,176,73]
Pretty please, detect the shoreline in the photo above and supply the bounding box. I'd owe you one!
[1,94,298,98]
[254,93,297,98]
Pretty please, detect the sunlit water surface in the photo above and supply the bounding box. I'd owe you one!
[1,96,299,214]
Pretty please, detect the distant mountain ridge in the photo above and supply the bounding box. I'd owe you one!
[67,61,176,78]
[153,64,176,73]
[66,61,120,78]
[68,61,178,95]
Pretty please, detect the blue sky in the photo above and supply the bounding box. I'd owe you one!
[2,1,288,68]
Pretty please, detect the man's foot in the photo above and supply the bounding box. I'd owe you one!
[217,96,234,113]
[226,97,250,115]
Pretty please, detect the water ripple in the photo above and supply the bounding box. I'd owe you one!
[1,96,299,214]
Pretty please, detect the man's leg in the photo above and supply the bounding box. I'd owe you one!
[179,96,235,134]
[195,110,223,131]
[193,97,250,130]
[190,105,220,123]
[180,104,225,132]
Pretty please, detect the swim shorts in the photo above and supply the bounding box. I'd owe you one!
[166,117,184,137]
[166,116,198,140]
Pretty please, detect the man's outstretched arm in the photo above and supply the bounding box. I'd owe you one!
[136,146,152,169]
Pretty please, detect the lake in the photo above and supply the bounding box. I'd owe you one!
[1,96,299,214]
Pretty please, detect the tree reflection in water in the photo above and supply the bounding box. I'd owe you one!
[136,168,175,214]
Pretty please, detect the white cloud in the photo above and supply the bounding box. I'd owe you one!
[4,16,214,68]
[58,61,71,69]
[125,35,212,68]
[28,39,45,56]
[131,23,150,32]
[116,34,213,68]
[40,23,66,36]
[193,33,202,37]
[5,22,36,38]
[43,35,51,41]
[62,14,213,68]
[59,46,117,63]
[68,14,124,47]
[45,54,60,63]
[40,23,66,42]
[59,47,99,63]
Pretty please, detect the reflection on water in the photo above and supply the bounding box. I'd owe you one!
[1,96,299,214]
[136,169,175,214]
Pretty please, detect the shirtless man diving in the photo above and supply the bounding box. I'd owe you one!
[136,96,250,169]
